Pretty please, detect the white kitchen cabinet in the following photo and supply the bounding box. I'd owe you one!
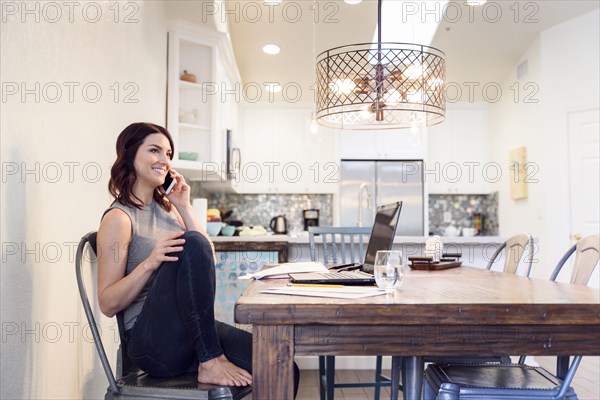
[166,21,240,181]
[427,103,491,194]
[232,103,338,194]
[338,128,427,160]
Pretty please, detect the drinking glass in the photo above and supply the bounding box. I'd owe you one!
[374,250,404,292]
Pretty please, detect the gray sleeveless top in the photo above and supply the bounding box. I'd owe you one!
[103,200,183,330]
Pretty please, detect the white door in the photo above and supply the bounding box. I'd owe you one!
[568,109,599,288]
[569,109,600,238]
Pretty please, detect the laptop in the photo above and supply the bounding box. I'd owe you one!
[289,201,402,285]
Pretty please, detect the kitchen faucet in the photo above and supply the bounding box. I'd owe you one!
[357,183,372,227]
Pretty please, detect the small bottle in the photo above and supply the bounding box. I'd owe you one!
[472,213,482,235]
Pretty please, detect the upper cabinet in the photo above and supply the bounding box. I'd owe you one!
[338,129,427,160]
[427,103,491,194]
[166,21,240,181]
[230,103,338,194]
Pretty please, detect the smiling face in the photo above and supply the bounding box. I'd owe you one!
[133,133,173,190]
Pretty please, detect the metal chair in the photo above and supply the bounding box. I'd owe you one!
[421,235,599,399]
[549,234,600,285]
[486,232,535,276]
[390,233,535,400]
[538,234,600,374]
[309,227,391,400]
[76,231,251,400]
[423,359,582,400]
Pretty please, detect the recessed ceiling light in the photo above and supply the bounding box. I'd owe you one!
[262,44,281,55]
[265,83,282,93]
[264,0,282,4]
[344,0,362,4]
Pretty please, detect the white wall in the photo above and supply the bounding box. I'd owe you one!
[540,9,600,282]
[488,35,544,272]
[1,2,167,399]
[489,9,600,279]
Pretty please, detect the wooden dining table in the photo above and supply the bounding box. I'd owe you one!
[234,266,600,399]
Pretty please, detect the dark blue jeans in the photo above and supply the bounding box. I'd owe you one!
[125,231,299,394]
[126,231,248,375]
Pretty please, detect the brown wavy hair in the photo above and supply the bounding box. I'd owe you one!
[109,122,174,211]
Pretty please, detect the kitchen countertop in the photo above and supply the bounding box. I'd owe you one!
[209,234,505,244]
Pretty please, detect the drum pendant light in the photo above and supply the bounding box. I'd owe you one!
[315,0,446,129]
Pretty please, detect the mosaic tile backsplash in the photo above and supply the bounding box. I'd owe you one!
[191,183,498,236]
[191,185,333,234]
[429,192,499,236]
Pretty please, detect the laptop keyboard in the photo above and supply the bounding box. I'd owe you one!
[321,271,373,279]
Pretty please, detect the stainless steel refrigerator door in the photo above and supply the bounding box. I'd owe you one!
[340,161,377,228]
[377,161,424,236]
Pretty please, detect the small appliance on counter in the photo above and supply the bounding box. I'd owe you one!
[303,209,319,231]
[270,215,288,235]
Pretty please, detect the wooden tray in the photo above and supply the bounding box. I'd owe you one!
[409,261,462,271]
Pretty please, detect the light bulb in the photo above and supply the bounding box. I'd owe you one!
[329,79,356,95]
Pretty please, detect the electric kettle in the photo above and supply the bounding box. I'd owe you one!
[270,215,288,235]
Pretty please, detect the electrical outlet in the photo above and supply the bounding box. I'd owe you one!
[443,211,451,223]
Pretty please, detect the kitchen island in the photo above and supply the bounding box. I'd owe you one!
[211,235,508,270]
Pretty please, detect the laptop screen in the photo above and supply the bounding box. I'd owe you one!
[362,201,403,273]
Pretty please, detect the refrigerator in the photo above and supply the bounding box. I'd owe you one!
[340,160,425,236]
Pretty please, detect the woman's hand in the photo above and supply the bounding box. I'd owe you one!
[145,231,186,271]
[165,169,191,209]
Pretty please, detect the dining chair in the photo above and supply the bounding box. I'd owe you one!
[76,231,251,400]
[421,235,599,399]
[423,358,581,399]
[308,227,391,400]
[534,234,600,372]
[549,234,599,285]
[389,233,534,400]
[486,232,535,276]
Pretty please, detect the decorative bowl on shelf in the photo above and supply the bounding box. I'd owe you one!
[179,109,198,124]
[179,152,199,161]
[206,222,223,236]
[220,225,236,236]
[180,70,197,83]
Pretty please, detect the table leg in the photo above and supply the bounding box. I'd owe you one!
[402,356,424,400]
[252,325,295,399]
[556,356,570,380]
[390,356,402,400]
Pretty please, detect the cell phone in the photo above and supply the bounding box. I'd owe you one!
[162,172,176,194]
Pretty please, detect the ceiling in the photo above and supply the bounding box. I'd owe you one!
[219,0,599,102]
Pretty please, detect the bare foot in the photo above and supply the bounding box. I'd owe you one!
[197,354,252,386]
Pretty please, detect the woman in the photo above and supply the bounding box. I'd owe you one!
[97,122,258,387]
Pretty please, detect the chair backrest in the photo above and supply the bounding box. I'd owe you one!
[308,227,371,264]
[486,233,534,276]
[550,235,600,285]
[76,231,120,394]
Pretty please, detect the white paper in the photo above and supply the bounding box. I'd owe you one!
[260,286,388,299]
[238,262,328,280]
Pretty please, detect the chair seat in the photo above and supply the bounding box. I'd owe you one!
[424,363,577,400]
[107,371,251,400]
